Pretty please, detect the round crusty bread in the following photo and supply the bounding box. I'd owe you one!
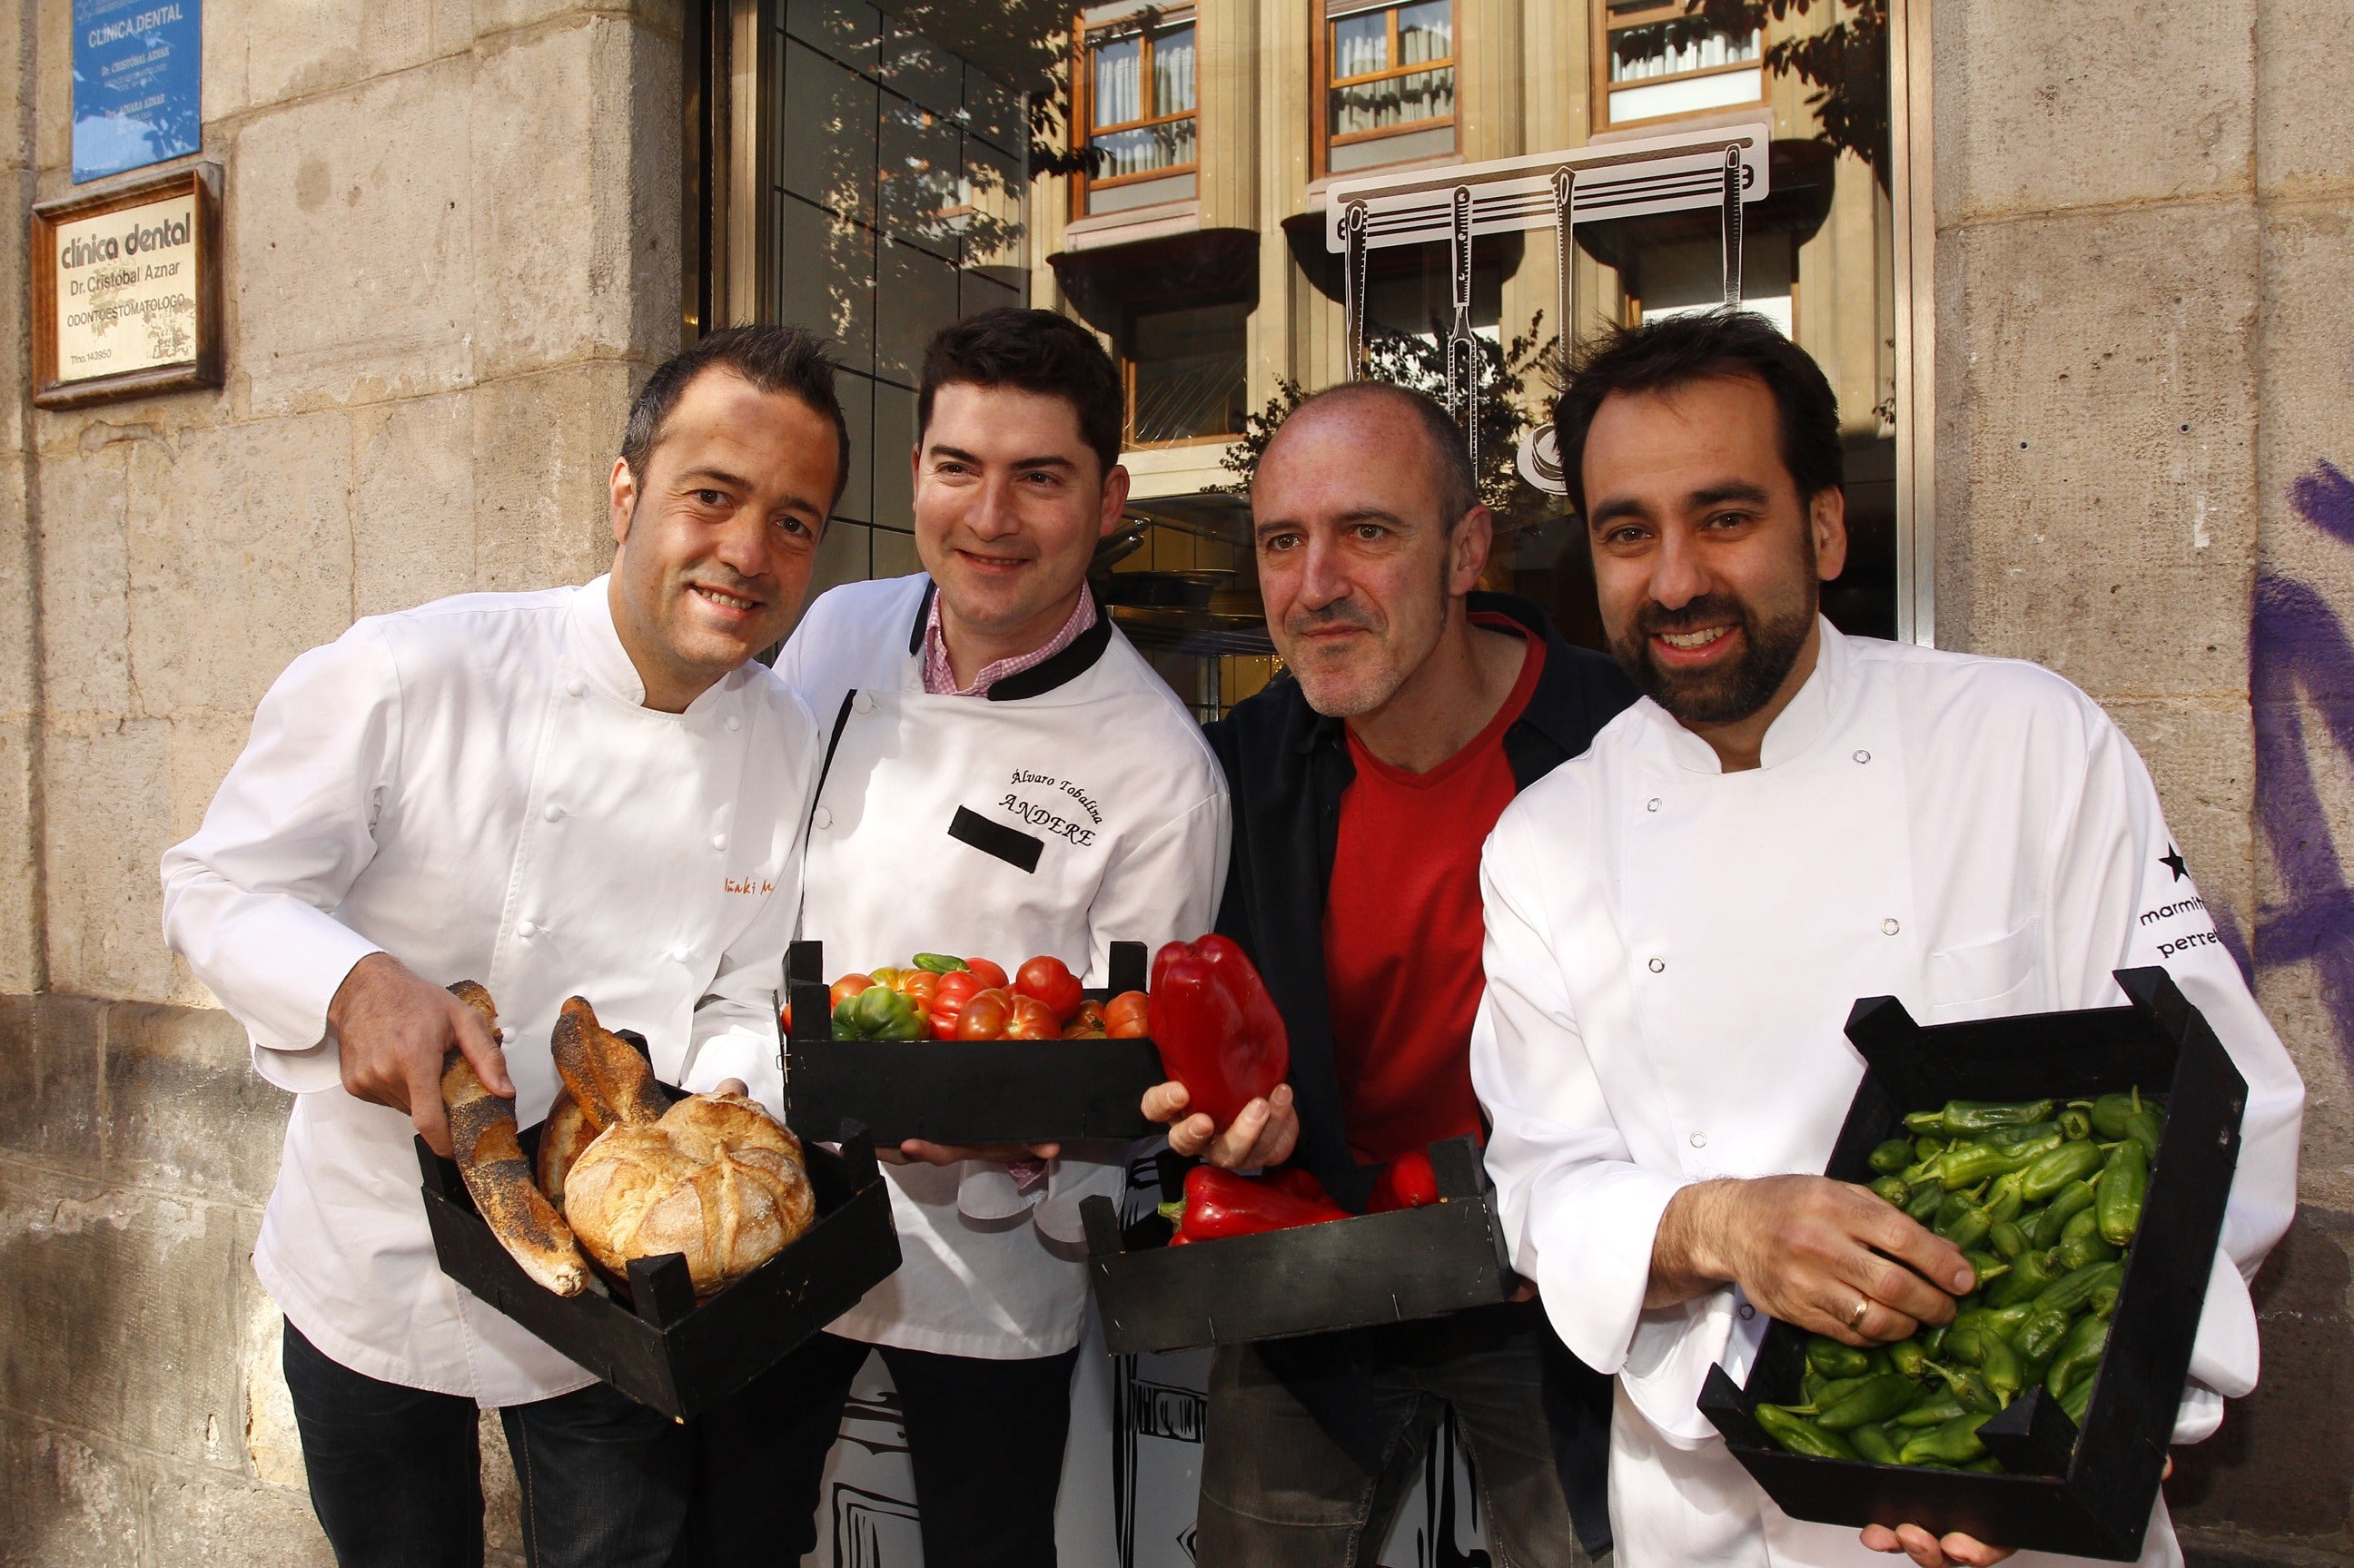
[440,981,588,1297]
[536,1087,594,1209]
[561,1091,816,1296]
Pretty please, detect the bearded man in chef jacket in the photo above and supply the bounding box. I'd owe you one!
[1467,308,2306,1568]
[160,326,843,1568]
[686,308,1229,1568]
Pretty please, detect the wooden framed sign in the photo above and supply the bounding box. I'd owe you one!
[31,163,221,409]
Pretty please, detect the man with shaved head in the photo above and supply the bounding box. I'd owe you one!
[1142,380,1636,1564]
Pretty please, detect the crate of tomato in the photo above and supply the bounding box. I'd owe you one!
[781,939,1163,1146]
[1696,968,2249,1562]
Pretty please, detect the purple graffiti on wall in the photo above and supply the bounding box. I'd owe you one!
[2251,459,2354,1072]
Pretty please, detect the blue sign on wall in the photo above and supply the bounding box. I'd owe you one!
[73,0,202,183]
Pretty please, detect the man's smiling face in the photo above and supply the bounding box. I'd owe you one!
[1581,371,1845,726]
[608,367,836,711]
[910,381,1123,656]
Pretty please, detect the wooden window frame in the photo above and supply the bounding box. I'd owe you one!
[1588,0,1765,134]
[1072,7,1201,215]
[1120,296,1251,449]
[1313,0,1459,178]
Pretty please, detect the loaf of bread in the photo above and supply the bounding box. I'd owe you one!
[562,1091,816,1297]
[536,1087,593,1209]
[441,981,588,1297]
[549,996,669,1132]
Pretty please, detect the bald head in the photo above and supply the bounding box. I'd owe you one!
[1259,381,1479,530]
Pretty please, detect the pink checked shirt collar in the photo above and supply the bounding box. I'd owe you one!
[920,582,1099,696]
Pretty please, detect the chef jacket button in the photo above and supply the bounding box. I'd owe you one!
[1646,797,1662,813]
[854,693,875,715]
[1648,957,1666,973]
[725,715,740,733]
[1739,1302,1756,1321]
[566,679,587,699]
[517,920,539,938]
[1882,918,1901,936]
[712,833,728,852]
[812,806,833,831]
[1689,1131,1707,1149]
[541,804,563,823]
[1853,748,1871,764]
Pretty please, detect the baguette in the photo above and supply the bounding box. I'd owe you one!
[441,981,588,1297]
[549,996,669,1132]
[537,1086,593,1208]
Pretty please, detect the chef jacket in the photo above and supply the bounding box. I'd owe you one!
[775,573,1229,1358]
[1469,620,2304,1568]
[160,578,821,1406]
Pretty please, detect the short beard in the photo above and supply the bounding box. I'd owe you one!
[1285,547,1455,719]
[1611,583,1817,726]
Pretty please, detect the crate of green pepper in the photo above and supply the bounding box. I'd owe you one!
[1698,967,2248,1562]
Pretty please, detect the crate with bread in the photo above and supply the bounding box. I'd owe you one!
[416,982,900,1420]
[780,938,1165,1146]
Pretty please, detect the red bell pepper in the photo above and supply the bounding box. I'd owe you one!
[1366,1150,1441,1213]
[1148,935,1289,1129]
[1263,1166,1330,1204]
[1174,1165,1349,1243]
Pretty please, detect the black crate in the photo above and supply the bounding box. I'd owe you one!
[416,1078,901,1421]
[783,940,1166,1146]
[1079,1135,1518,1355]
[1697,967,2248,1561]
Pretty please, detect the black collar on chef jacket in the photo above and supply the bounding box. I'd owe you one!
[1199,590,1632,1554]
[902,578,1115,701]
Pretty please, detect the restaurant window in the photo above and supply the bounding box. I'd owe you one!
[1319,0,1457,175]
[1593,0,1764,131]
[1125,300,1250,446]
[1075,5,1199,216]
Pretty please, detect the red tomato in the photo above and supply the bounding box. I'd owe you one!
[829,974,874,1009]
[1005,995,1059,1040]
[1014,955,1084,1023]
[964,957,1009,990]
[1104,991,1150,1038]
[929,971,984,1039]
[954,988,1014,1040]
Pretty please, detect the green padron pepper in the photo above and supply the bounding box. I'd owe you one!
[2098,1139,2149,1246]
[1850,1422,1903,1464]
[1914,1134,1949,1162]
[2035,1259,2125,1318]
[1870,1174,1912,1208]
[1906,1180,1946,1223]
[2054,1228,2121,1272]
[1896,1393,1973,1428]
[1984,1170,2027,1225]
[1980,1334,2026,1405]
[1936,1200,1994,1252]
[1985,1247,2059,1308]
[1953,1302,2033,1341]
[1807,1336,1874,1381]
[1818,1375,1920,1431]
[1754,1404,1858,1460]
[1869,1137,1918,1175]
[2090,1091,2142,1139]
[1936,1132,2062,1190]
[2124,1103,2165,1163]
[2091,1276,2123,1320]
[1888,1338,1928,1378]
[1989,1219,2030,1259]
[2059,1372,2095,1426]
[2045,1315,2110,1400]
[2058,1107,2095,1141]
[2020,1139,2108,1203]
[2025,1178,2099,1249]
[1904,1099,2057,1136]
[2013,1306,2073,1366]
[833,983,925,1040]
[1962,1455,2008,1474]
[1899,1410,1993,1466]
[1942,1324,1986,1367]
[911,952,969,973]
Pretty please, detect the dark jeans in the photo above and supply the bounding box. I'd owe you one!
[282,1318,691,1568]
[688,1331,1081,1568]
[1196,1311,1607,1568]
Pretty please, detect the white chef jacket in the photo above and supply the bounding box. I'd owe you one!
[775,574,1229,1358]
[160,577,822,1406]
[1469,620,2304,1568]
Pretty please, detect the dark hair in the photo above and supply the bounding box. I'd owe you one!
[1554,309,1843,520]
[1266,380,1480,527]
[620,325,851,510]
[917,308,1124,479]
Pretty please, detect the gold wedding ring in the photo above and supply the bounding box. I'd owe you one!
[1848,1297,1871,1330]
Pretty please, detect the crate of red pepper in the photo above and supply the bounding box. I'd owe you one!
[1079,1135,1520,1355]
[1696,968,2249,1562]
[781,939,1166,1146]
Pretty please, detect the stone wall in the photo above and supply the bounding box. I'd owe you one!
[1934,0,2354,1561]
[0,2,684,1562]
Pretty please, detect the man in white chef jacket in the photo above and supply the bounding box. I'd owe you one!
[159,326,842,1567]
[687,308,1229,1567]
[1469,310,2305,1568]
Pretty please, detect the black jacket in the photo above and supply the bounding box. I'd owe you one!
[1201,593,1637,1554]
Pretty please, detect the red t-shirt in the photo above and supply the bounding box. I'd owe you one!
[1323,619,1545,1163]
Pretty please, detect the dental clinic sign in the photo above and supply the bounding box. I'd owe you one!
[32,164,222,409]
